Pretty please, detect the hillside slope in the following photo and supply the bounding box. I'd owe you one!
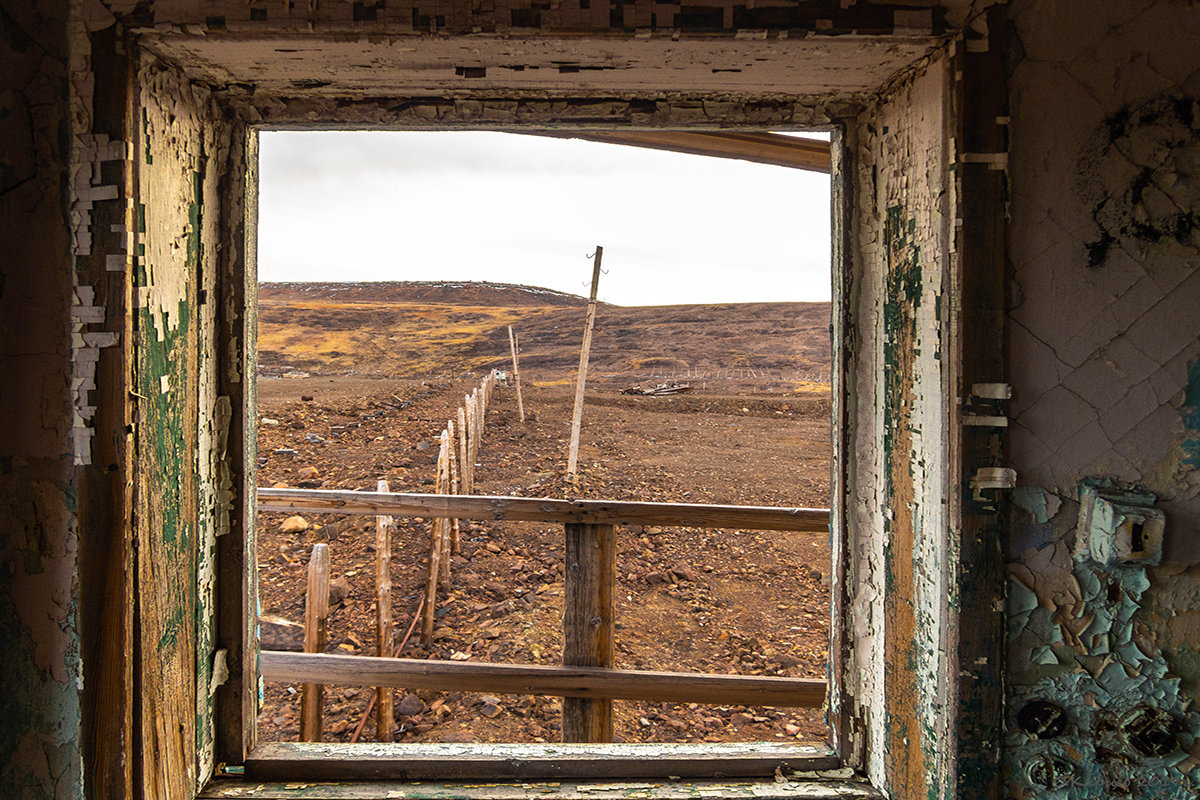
[257,281,831,382]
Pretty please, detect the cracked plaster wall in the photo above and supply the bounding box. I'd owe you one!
[1,0,87,796]
[844,48,956,799]
[1004,1,1200,797]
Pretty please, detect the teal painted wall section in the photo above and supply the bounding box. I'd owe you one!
[1005,1,1200,796]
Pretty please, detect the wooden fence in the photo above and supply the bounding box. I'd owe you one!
[258,487,831,744]
[423,370,498,641]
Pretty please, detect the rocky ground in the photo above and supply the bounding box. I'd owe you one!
[255,375,832,746]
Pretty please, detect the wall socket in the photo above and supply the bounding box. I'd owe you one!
[1077,480,1165,566]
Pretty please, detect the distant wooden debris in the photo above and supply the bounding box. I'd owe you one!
[620,382,694,396]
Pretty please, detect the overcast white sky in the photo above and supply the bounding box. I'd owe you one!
[258,131,831,306]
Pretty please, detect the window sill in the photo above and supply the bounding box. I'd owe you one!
[235,741,844,782]
[203,757,879,800]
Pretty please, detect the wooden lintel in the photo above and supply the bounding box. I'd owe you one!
[257,489,830,533]
[242,741,843,782]
[261,651,826,708]
[534,131,831,174]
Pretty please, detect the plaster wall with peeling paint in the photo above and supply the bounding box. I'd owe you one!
[843,50,957,798]
[4,1,1199,799]
[2,0,89,795]
[1004,1,1200,797]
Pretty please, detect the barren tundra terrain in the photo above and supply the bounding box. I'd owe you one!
[255,282,833,746]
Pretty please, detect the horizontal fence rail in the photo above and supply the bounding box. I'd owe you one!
[257,487,832,745]
[257,488,831,532]
[261,651,826,708]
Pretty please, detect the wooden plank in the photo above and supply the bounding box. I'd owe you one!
[78,23,135,798]
[537,130,832,174]
[258,489,830,532]
[240,742,843,783]
[436,430,451,586]
[215,122,258,767]
[953,11,1008,799]
[508,326,525,423]
[562,522,615,743]
[447,419,460,553]
[260,652,826,708]
[375,479,394,742]
[567,246,603,478]
[456,405,470,494]
[301,544,330,742]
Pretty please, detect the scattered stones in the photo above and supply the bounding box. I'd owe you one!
[261,417,280,426]
[669,564,698,583]
[296,466,320,480]
[279,515,309,534]
[479,702,503,718]
[328,576,351,606]
[301,395,314,402]
[396,694,425,717]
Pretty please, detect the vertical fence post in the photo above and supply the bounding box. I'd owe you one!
[447,419,461,553]
[568,246,603,479]
[300,543,330,742]
[436,430,451,586]
[562,522,615,743]
[508,329,525,422]
[375,479,394,741]
[421,435,446,644]
[457,406,469,494]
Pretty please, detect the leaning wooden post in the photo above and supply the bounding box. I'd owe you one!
[466,393,479,490]
[567,246,603,479]
[375,479,395,741]
[447,419,461,553]
[562,522,616,742]
[422,432,450,643]
[436,430,452,586]
[300,543,330,742]
[508,327,526,422]
[456,406,470,495]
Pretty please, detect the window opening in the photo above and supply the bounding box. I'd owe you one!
[250,130,835,771]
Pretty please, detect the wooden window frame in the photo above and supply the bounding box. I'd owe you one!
[215,123,855,784]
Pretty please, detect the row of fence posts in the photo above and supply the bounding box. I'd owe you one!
[296,370,500,742]
[424,370,498,642]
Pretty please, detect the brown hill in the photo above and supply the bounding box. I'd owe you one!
[257,281,830,384]
[260,281,589,307]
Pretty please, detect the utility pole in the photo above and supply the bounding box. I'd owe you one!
[567,246,603,480]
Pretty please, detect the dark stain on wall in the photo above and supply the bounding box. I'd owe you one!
[1080,94,1200,267]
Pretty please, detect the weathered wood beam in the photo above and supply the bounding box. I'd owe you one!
[242,741,843,782]
[300,545,330,742]
[242,741,842,783]
[261,652,826,708]
[536,131,831,174]
[257,489,830,532]
[562,522,615,742]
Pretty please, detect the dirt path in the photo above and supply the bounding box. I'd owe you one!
[255,376,831,745]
